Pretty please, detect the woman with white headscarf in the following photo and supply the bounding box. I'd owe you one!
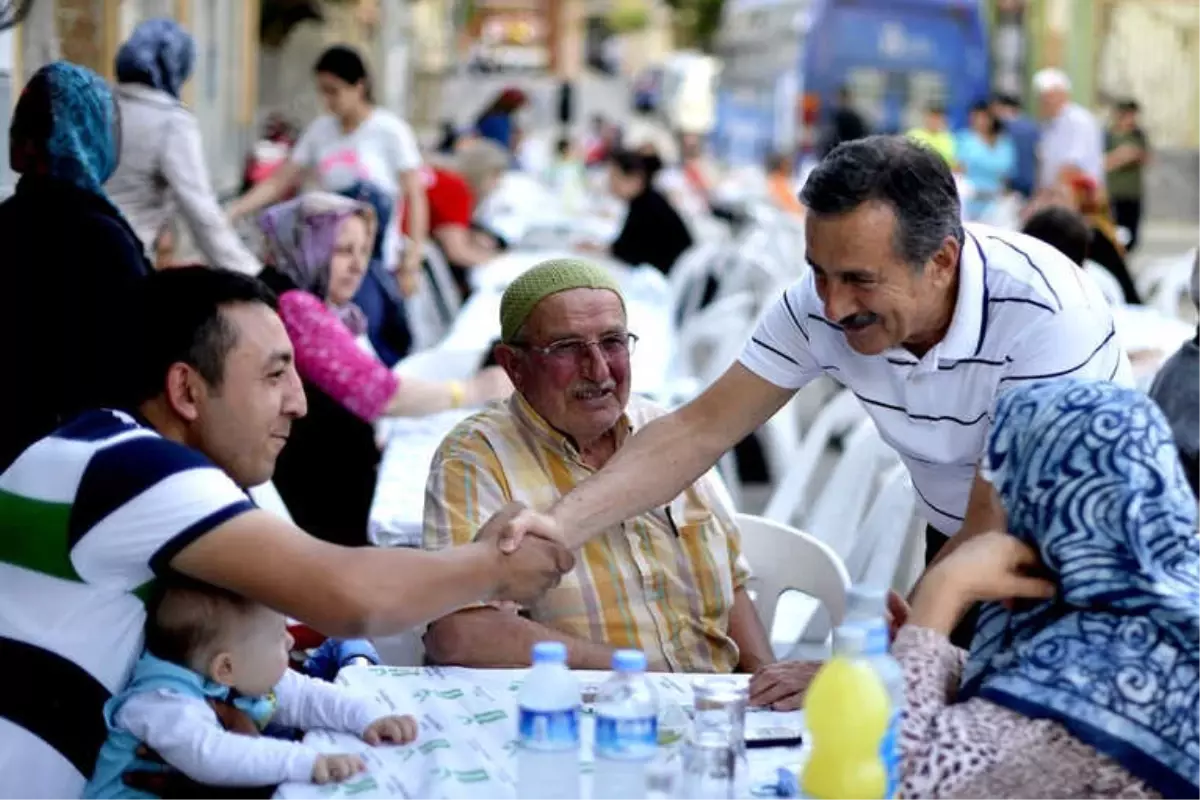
[106,18,261,275]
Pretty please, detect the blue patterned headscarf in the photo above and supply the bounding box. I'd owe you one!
[961,379,1199,798]
[115,18,195,98]
[9,61,118,194]
[337,180,393,262]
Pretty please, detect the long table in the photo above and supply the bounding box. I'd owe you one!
[275,666,806,800]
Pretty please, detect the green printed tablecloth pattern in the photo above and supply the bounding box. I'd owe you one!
[274,665,806,799]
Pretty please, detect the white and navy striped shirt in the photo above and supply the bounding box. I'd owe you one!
[740,224,1133,534]
[0,410,255,798]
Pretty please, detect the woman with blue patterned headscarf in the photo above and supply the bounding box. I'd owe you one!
[0,62,151,470]
[106,18,261,275]
[894,379,1198,799]
[338,180,412,366]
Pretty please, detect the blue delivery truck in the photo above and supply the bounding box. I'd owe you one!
[800,0,991,138]
[713,0,990,165]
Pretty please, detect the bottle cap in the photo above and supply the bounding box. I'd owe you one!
[832,625,867,658]
[847,585,887,612]
[612,649,647,672]
[531,641,568,664]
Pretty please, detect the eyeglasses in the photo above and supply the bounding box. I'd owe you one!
[515,332,639,363]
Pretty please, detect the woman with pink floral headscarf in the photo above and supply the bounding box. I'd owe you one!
[257,192,509,544]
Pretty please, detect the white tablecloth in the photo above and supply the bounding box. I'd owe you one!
[275,666,805,800]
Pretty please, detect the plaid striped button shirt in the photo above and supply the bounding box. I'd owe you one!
[423,393,751,673]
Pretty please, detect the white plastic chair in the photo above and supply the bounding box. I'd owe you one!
[1137,248,1197,319]
[763,390,867,527]
[844,464,922,594]
[422,242,463,321]
[735,512,851,659]
[673,291,759,386]
[668,241,726,327]
[805,420,901,552]
[1085,260,1126,308]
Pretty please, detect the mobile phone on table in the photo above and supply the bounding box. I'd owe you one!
[745,724,804,749]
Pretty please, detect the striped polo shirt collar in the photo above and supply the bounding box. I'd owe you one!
[884,231,988,370]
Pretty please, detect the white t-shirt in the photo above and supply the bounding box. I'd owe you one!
[739,225,1132,534]
[0,410,256,798]
[292,109,423,267]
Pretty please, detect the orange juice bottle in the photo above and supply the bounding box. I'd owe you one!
[802,626,891,799]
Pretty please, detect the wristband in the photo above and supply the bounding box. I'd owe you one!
[448,381,466,409]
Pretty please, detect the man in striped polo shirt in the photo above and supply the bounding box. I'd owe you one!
[493,136,1131,700]
[0,268,572,798]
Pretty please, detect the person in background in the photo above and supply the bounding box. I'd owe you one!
[435,119,459,155]
[955,101,1015,221]
[819,86,869,157]
[423,259,777,676]
[765,152,805,217]
[583,113,615,166]
[906,105,955,167]
[227,45,428,291]
[0,61,151,471]
[896,379,1197,799]
[406,138,511,297]
[241,112,298,196]
[544,136,587,212]
[257,193,511,544]
[1105,98,1151,252]
[990,92,1039,200]
[106,18,261,276]
[1148,252,1200,496]
[1033,68,1105,190]
[337,181,412,366]
[598,149,693,274]
[624,94,680,166]
[1066,171,1141,304]
[474,87,528,155]
[1020,204,1091,267]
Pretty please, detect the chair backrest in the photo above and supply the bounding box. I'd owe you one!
[805,420,900,555]
[734,512,850,649]
[423,241,463,320]
[844,464,921,592]
[763,389,867,526]
[669,241,725,326]
[1085,260,1126,308]
[674,291,758,385]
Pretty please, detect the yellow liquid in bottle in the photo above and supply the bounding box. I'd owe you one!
[801,654,891,799]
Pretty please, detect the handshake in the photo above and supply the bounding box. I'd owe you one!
[474,504,575,605]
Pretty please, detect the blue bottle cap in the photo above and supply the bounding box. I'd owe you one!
[531,641,568,664]
[612,649,647,672]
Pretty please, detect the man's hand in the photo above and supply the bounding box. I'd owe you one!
[475,504,574,604]
[910,531,1056,636]
[886,589,910,641]
[312,753,366,784]
[362,714,419,745]
[748,661,821,711]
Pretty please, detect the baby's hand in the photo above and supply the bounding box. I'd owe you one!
[363,714,419,745]
[312,753,366,784]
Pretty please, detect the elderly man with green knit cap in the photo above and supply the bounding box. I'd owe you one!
[422,257,777,676]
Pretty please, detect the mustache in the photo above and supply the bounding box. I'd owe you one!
[572,380,616,397]
[839,312,880,330]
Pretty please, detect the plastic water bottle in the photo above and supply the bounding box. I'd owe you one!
[517,642,581,799]
[593,649,659,800]
[838,586,906,799]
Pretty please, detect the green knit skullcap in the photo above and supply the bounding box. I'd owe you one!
[500,258,625,342]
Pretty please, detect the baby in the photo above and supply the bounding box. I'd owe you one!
[85,581,417,798]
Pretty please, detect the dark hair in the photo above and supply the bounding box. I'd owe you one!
[765,151,791,173]
[1115,99,1140,114]
[611,148,663,182]
[1022,205,1091,266]
[313,45,373,103]
[992,92,1022,109]
[144,578,260,666]
[800,135,963,268]
[970,101,1004,137]
[126,267,278,407]
[556,137,571,156]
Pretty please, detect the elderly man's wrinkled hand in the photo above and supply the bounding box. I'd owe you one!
[477,504,566,555]
[748,661,822,711]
